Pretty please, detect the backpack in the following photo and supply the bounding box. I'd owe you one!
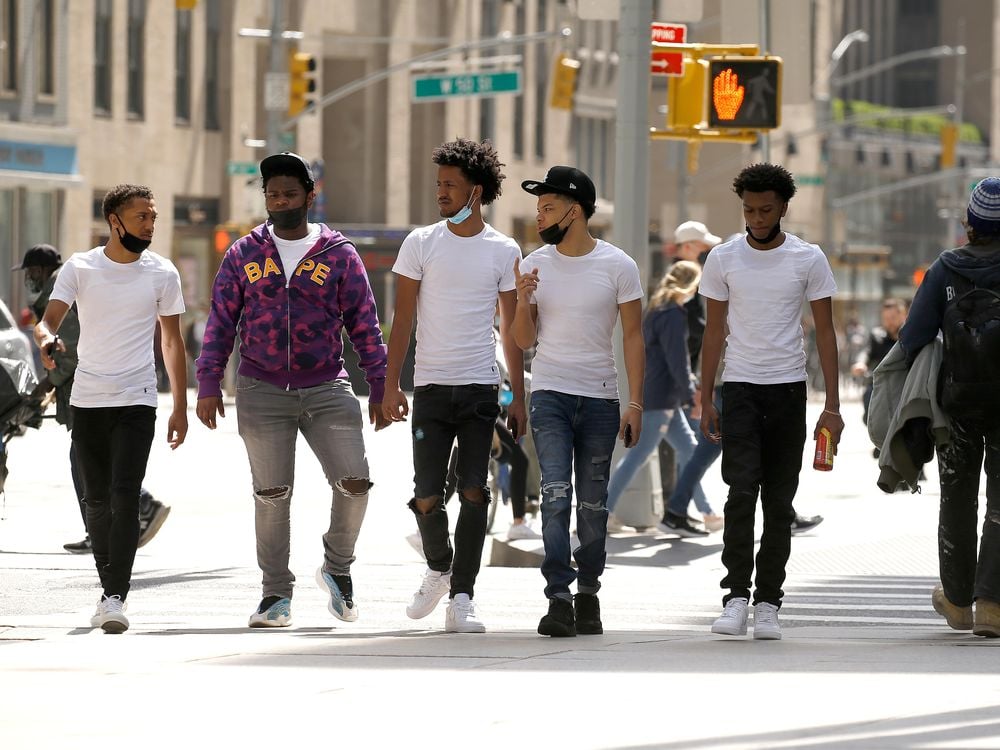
[939,270,1000,421]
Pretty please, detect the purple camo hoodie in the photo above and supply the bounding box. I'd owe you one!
[196,221,386,402]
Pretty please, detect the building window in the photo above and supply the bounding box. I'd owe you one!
[175,8,192,123]
[534,0,549,160]
[204,0,220,130]
[127,0,145,117]
[36,0,55,95]
[2,0,18,92]
[94,0,112,114]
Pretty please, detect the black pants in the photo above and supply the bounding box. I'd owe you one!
[409,384,500,598]
[936,417,1000,606]
[719,382,807,607]
[72,405,156,600]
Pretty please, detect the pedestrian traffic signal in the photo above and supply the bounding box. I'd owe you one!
[939,122,959,169]
[214,223,243,254]
[707,57,782,130]
[550,54,580,111]
[288,52,317,117]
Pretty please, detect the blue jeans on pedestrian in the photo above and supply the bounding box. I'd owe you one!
[236,376,371,600]
[666,392,723,517]
[665,407,713,516]
[530,390,620,600]
[605,409,673,513]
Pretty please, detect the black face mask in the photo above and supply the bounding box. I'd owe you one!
[539,207,575,246]
[746,221,782,245]
[114,213,152,254]
[268,205,309,232]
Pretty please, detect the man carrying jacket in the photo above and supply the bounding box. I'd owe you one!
[196,152,389,628]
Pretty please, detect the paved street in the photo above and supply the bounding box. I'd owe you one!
[2,394,999,749]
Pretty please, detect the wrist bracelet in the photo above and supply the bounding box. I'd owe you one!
[628,401,643,412]
[822,409,841,417]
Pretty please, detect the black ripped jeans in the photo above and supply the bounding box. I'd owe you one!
[936,417,1000,606]
[719,381,807,608]
[409,384,500,598]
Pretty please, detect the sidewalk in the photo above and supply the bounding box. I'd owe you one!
[2,395,998,749]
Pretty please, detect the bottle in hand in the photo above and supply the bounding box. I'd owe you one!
[813,427,834,471]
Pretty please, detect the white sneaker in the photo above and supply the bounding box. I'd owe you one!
[753,602,782,640]
[507,521,541,541]
[702,513,725,532]
[606,513,627,533]
[406,568,451,619]
[711,597,749,636]
[445,593,486,633]
[91,595,129,634]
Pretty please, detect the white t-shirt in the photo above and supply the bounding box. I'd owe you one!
[272,222,322,280]
[528,240,644,399]
[393,221,520,386]
[698,232,838,384]
[50,247,186,408]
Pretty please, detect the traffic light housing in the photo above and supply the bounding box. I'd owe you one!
[939,122,959,169]
[667,58,707,129]
[288,52,317,117]
[550,54,580,111]
[707,57,782,130]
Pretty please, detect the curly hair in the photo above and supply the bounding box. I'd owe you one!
[102,184,155,223]
[732,163,796,202]
[432,138,506,205]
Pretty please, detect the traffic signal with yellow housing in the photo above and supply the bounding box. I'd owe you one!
[550,54,580,110]
[706,57,782,130]
[288,52,317,117]
[667,58,707,129]
[939,122,959,169]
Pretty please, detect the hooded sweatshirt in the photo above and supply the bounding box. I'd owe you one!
[899,239,1000,364]
[196,222,386,401]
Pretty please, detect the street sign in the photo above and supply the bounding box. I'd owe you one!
[226,161,259,176]
[651,22,687,44]
[651,50,684,76]
[412,70,522,102]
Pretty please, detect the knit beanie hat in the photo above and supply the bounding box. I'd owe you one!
[967,177,1000,236]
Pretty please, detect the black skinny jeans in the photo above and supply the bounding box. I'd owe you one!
[72,405,156,600]
[719,382,807,607]
[936,417,1000,606]
[409,384,500,598]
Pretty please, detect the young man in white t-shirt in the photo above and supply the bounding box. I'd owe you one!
[699,163,844,640]
[382,138,525,633]
[513,166,645,637]
[34,184,188,634]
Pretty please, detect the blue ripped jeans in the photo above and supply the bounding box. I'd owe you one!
[530,390,620,600]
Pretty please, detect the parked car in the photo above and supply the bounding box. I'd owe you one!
[0,298,38,382]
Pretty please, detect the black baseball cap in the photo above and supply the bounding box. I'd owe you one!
[259,152,315,191]
[522,166,597,211]
[12,243,60,271]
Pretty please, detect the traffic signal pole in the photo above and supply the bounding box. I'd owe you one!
[265,0,285,154]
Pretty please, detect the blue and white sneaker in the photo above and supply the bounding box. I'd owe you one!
[248,595,291,628]
[316,567,359,622]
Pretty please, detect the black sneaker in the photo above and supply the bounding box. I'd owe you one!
[657,511,709,538]
[574,593,603,634]
[138,499,171,548]
[538,597,576,637]
[63,535,93,554]
[790,514,824,535]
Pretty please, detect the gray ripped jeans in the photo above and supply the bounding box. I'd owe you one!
[236,376,371,599]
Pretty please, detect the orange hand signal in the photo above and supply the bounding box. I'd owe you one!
[712,68,745,121]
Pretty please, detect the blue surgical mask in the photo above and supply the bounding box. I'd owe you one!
[447,188,478,225]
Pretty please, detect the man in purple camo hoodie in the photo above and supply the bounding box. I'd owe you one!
[196,152,388,628]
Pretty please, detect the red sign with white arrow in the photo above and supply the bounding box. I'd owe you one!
[650,22,686,76]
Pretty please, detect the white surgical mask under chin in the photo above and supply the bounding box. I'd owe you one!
[447,190,477,225]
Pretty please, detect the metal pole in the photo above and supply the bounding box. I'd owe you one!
[946,19,967,251]
[610,0,658,528]
[266,0,285,154]
[758,0,770,162]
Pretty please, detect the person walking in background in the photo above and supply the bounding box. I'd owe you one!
[382,138,525,634]
[15,244,171,555]
[196,152,387,629]
[514,166,644,638]
[604,261,706,536]
[34,184,188,633]
[898,177,1000,638]
[852,298,908,426]
[700,164,843,641]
